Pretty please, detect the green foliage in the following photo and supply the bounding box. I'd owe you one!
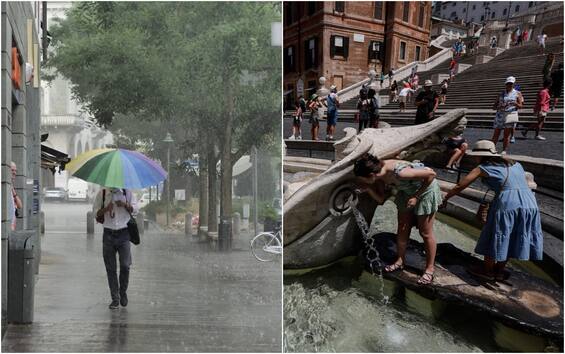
[47,2,281,156]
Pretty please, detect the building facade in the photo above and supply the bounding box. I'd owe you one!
[1,1,43,331]
[40,2,113,192]
[283,1,432,103]
[432,1,547,23]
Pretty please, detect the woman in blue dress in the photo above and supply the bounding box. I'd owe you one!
[440,140,543,281]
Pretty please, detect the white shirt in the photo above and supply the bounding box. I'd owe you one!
[399,87,415,97]
[93,188,138,230]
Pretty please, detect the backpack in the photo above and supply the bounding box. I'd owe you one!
[359,87,368,99]
[369,97,379,118]
[299,98,307,112]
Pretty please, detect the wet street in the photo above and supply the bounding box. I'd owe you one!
[2,202,281,352]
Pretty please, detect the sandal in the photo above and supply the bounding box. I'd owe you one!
[418,272,434,285]
[384,262,404,273]
[467,265,495,282]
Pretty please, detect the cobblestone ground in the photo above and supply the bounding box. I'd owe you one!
[285,118,564,161]
[2,202,281,352]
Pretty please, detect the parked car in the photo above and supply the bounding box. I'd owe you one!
[138,193,151,209]
[67,178,89,202]
[43,187,67,202]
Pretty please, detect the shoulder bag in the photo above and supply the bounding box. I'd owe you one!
[95,190,106,224]
[476,165,510,225]
[122,189,140,245]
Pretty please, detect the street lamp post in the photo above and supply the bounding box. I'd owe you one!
[163,132,174,227]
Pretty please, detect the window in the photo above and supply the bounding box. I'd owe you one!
[529,2,534,8]
[374,2,383,20]
[515,5,520,12]
[304,37,318,69]
[308,2,317,16]
[284,46,295,73]
[403,2,410,22]
[418,4,425,27]
[443,5,447,10]
[368,41,383,61]
[503,8,507,15]
[463,8,466,13]
[481,15,484,21]
[330,35,349,58]
[491,11,495,19]
[335,1,345,12]
[452,2,456,6]
[415,46,421,61]
[399,41,406,60]
[472,5,476,10]
[450,11,457,18]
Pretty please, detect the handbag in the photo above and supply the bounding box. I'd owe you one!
[476,165,509,225]
[122,189,140,245]
[95,189,106,224]
[504,111,519,124]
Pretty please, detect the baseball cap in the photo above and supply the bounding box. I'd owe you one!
[505,76,516,84]
[424,80,433,86]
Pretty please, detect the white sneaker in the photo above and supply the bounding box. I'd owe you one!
[288,135,295,140]
[501,150,507,155]
[297,135,302,140]
[535,135,546,140]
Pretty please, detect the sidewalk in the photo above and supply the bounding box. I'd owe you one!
[2,204,281,352]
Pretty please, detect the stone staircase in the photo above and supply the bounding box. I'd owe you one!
[285,36,564,131]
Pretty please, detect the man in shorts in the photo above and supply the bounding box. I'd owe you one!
[522,79,551,140]
[325,85,339,141]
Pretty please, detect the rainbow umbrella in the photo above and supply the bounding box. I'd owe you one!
[65,148,167,189]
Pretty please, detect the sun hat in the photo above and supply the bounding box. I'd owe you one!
[330,85,337,90]
[466,140,501,157]
[505,76,516,84]
[310,93,318,100]
[424,80,433,86]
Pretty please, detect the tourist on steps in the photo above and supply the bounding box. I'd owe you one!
[353,154,442,285]
[491,76,523,154]
[414,80,439,125]
[325,85,339,141]
[356,86,371,132]
[542,52,555,81]
[289,100,302,140]
[439,79,449,105]
[550,63,563,111]
[440,140,543,282]
[522,79,551,140]
[398,84,414,113]
[390,80,398,103]
[308,94,322,141]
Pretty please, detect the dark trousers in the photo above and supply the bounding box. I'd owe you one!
[103,228,131,301]
[359,119,369,132]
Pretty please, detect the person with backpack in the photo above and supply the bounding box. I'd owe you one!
[326,85,340,141]
[298,95,307,114]
[356,86,370,132]
[93,188,138,309]
[368,88,380,128]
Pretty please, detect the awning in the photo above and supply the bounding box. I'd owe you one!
[41,144,70,173]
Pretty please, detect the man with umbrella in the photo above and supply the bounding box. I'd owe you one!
[66,147,167,309]
[94,187,138,309]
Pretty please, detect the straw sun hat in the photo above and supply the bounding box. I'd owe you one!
[466,140,501,157]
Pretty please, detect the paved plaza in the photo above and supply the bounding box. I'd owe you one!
[2,203,281,352]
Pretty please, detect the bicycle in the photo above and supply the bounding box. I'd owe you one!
[250,227,282,262]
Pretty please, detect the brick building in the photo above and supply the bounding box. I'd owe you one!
[283,1,432,104]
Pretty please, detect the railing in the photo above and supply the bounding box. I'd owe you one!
[337,46,454,103]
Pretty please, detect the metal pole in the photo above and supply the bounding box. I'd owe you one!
[166,146,170,226]
[252,145,258,236]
